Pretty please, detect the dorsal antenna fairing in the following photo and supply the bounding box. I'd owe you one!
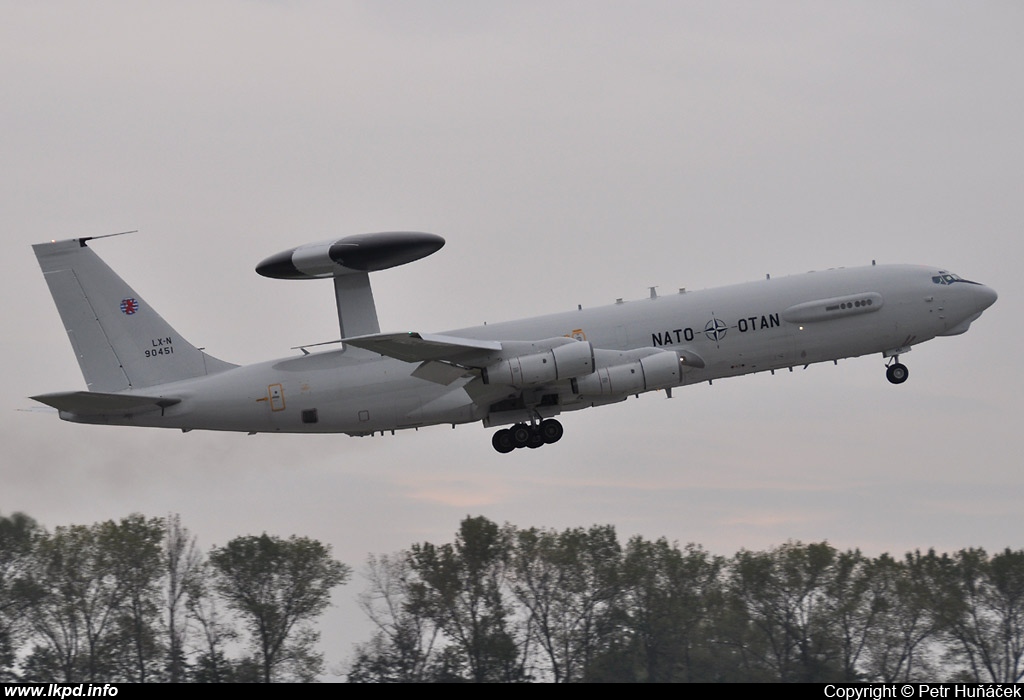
[256,232,445,343]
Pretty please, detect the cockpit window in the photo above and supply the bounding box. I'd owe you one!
[932,272,963,285]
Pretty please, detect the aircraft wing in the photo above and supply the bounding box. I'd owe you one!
[344,332,583,386]
[31,391,181,416]
[343,332,502,363]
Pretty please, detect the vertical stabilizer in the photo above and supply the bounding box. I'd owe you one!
[33,237,236,391]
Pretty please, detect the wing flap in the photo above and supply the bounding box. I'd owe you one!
[31,391,180,416]
[411,361,474,385]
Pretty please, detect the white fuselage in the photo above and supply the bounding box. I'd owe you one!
[59,264,996,435]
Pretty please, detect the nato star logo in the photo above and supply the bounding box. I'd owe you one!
[704,317,727,343]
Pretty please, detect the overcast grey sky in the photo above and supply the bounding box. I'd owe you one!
[3,1,1022,678]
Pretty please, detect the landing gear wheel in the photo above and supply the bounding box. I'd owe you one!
[494,420,565,453]
[539,419,564,444]
[492,429,515,454]
[886,362,909,384]
[511,423,532,448]
[526,427,545,449]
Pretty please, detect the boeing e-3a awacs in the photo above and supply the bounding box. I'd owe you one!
[31,232,997,453]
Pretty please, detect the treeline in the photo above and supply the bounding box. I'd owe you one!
[350,516,1024,683]
[0,513,348,683]
[3,512,1023,683]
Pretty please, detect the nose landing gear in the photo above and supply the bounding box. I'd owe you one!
[491,419,564,454]
[886,358,909,384]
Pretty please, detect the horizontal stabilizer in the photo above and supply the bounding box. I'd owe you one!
[343,332,502,364]
[31,391,180,416]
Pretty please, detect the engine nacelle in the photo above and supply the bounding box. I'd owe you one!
[571,350,682,397]
[256,231,445,279]
[482,340,595,387]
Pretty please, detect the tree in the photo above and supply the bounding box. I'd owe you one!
[587,538,724,682]
[936,548,1024,683]
[725,541,845,682]
[98,515,164,682]
[349,525,1024,683]
[19,515,164,683]
[0,512,39,680]
[349,552,443,682]
[209,533,349,682]
[978,548,1024,682]
[163,514,201,682]
[820,549,876,681]
[184,565,241,683]
[508,525,621,682]
[859,552,940,682]
[407,516,524,682]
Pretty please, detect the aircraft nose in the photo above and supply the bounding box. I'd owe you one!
[975,283,998,311]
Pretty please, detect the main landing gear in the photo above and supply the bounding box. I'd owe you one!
[886,357,909,384]
[492,419,564,454]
